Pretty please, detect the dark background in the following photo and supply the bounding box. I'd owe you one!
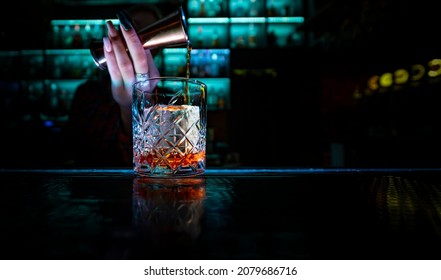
[1,0,440,168]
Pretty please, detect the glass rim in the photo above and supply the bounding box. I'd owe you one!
[133,76,207,87]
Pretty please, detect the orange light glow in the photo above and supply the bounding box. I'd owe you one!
[367,75,379,91]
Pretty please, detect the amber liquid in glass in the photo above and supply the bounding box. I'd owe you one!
[133,104,204,173]
[138,149,205,170]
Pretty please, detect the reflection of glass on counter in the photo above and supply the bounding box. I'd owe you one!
[132,177,206,240]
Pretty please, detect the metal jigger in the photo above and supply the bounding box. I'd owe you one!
[90,6,189,70]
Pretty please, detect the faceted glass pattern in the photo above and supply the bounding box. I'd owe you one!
[133,78,207,177]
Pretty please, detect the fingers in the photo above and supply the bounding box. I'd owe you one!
[106,20,136,85]
[117,11,149,75]
[104,18,156,90]
[103,36,122,85]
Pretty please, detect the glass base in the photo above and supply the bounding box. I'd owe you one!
[134,165,205,178]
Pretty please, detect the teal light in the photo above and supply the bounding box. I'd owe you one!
[267,24,297,37]
[188,18,229,24]
[267,17,304,23]
[163,48,230,55]
[45,49,91,55]
[192,49,230,55]
[230,22,266,48]
[164,55,186,64]
[230,17,266,23]
[188,17,304,24]
[51,19,105,26]
[163,48,188,54]
[188,23,229,48]
[198,78,230,93]
[107,19,120,25]
[21,50,44,55]
[0,51,19,57]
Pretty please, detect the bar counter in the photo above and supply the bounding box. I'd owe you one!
[1,167,441,260]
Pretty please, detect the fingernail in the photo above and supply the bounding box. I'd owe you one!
[106,20,117,37]
[103,36,111,52]
[116,10,133,31]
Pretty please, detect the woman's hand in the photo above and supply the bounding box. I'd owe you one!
[102,15,159,132]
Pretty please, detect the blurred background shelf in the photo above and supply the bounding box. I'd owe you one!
[1,0,441,168]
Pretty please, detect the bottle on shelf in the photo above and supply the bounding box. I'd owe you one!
[210,52,220,77]
[52,25,61,48]
[62,25,74,48]
[188,0,199,17]
[195,26,204,48]
[72,24,83,49]
[248,23,257,48]
[199,0,206,17]
[249,0,259,17]
[211,29,220,48]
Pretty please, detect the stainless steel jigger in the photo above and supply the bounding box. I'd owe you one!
[90,6,189,70]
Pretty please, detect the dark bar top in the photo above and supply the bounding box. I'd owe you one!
[1,167,441,260]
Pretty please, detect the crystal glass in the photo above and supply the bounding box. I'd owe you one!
[132,77,207,177]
